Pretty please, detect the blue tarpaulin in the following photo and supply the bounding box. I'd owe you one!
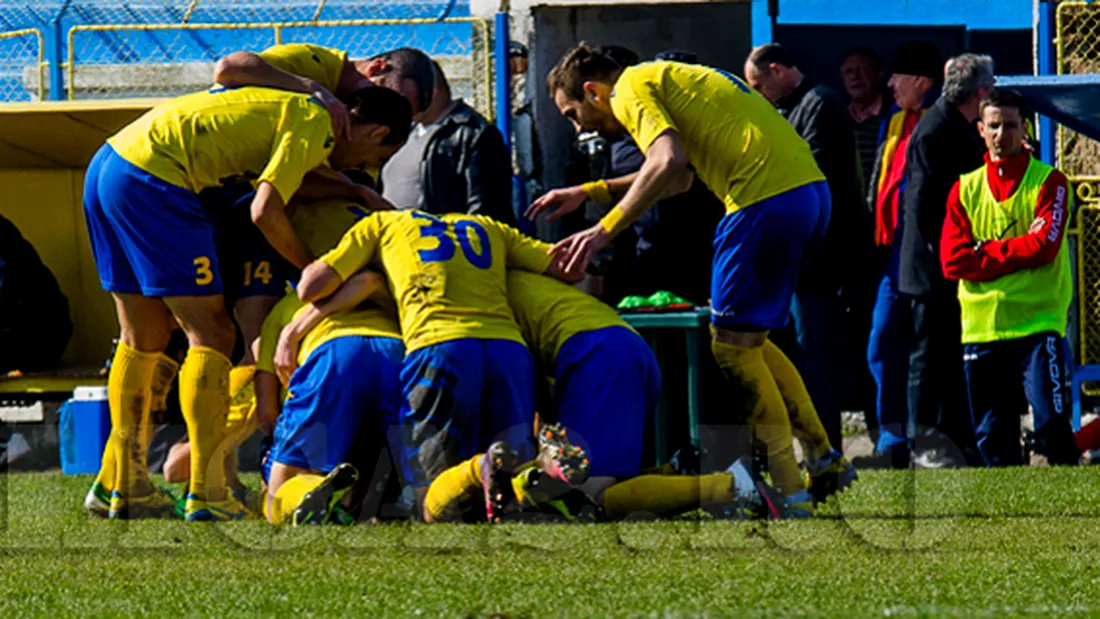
[997,74,1100,143]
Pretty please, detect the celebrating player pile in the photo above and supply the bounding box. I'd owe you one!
[81,43,861,527]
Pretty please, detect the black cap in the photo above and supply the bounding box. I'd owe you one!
[655,49,697,64]
[890,41,941,80]
[509,41,528,59]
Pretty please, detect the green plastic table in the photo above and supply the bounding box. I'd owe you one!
[620,308,710,464]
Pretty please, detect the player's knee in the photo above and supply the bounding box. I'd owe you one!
[162,441,190,483]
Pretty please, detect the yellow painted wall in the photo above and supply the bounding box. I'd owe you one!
[0,100,158,367]
[0,169,116,366]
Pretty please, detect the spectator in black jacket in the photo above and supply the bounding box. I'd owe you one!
[380,61,515,224]
[745,43,864,449]
[897,53,994,467]
[0,214,72,373]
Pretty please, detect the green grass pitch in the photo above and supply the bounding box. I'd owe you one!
[1,469,1099,617]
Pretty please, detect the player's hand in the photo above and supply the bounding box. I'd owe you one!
[273,329,302,388]
[549,224,611,279]
[313,86,352,141]
[1029,217,1047,234]
[526,185,588,221]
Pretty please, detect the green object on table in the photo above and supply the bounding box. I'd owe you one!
[620,308,709,464]
[616,291,693,311]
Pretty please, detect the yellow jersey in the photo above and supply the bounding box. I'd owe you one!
[320,210,553,353]
[506,270,634,368]
[255,291,400,375]
[610,61,824,213]
[258,43,347,93]
[108,87,334,203]
[289,198,374,257]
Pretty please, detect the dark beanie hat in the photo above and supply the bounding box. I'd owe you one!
[890,41,942,80]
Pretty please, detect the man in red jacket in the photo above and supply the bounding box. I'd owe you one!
[940,88,1080,466]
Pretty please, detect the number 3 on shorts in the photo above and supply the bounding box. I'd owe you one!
[194,256,214,285]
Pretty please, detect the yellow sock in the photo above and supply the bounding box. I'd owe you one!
[711,340,804,496]
[95,431,119,490]
[269,474,324,525]
[95,353,179,495]
[763,341,833,459]
[107,341,160,496]
[641,462,678,476]
[224,368,259,481]
[602,474,733,521]
[149,353,180,414]
[228,366,256,398]
[179,346,232,501]
[424,454,483,521]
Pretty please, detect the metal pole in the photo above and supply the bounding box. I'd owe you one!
[1037,0,1056,164]
[47,19,64,101]
[47,1,72,101]
[494,10,511,148]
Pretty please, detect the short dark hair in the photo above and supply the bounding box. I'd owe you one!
[346,86,413,146]
[369,47,436,113]
[546,42,624,101]
[747,43,797,71]
[601,45,640,69]
[979,88,1028,117]
[843,46,882,71]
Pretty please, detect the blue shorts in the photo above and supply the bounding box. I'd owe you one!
[399,338,536,486]
[83,143,223,297]
[218,196,296,303]
[711,181,832,330]
[553,327,660,478]
[270,336,404,474]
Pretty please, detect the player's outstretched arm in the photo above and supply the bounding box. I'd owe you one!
[297,261,344,304]
[549,131,691,276]
[213,51,351,139]
[525,172,640,222]
[274,271,389,382]
[251,181,315,270]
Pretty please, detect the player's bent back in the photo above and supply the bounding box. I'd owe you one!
[317,210,557,489]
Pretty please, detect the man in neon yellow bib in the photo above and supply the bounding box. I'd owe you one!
[940,88,1080,466]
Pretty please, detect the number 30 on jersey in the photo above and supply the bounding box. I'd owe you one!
[412,212,493,269]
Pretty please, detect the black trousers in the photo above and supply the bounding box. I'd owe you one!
[964,332,1081,467]
[908,293,980,464]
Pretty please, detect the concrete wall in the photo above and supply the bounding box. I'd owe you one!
[528,1,752,240]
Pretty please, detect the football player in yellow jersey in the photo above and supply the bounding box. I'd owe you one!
[253,278,402,526]
[83,85,411,521]
[531,43,855,515]
[215,44,436,136]
[296,210,578,519]
[424,271,782,522]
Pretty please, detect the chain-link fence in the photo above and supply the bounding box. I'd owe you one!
[0,27,42,101]
[1057,1,1100,178]
[1057,1,1100,393]
[0,1,495,119]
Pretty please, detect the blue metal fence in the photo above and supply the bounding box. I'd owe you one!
[0,1,492,105]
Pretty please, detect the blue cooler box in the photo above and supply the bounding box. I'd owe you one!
[59,386,111,475]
